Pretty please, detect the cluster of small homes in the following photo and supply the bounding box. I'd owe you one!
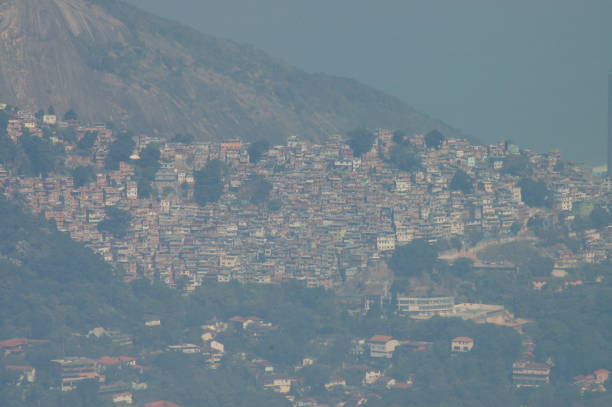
[0,109,609,296]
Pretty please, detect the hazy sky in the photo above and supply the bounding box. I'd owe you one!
[127,0,612,164]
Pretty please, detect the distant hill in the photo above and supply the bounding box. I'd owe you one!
[0,0,461,142]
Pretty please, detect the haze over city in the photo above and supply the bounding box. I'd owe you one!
[0,1,611,406]
[128,0,612,164]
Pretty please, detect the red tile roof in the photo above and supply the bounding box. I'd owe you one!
[145,401,183,407]
[452,336,474,343]
[5,365,34,372]
[0,338,48,348]
[369,335,393,343]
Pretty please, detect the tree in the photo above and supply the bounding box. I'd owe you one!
[97,206,132,239]
[389,145,421,172]
[0,110,8,134]
[105,131,135,170]
[388,239,439,279]
[72,166,96,188]
[0,133,17,166]
[392,130,406,144]
[170,133,194,143]
[20,133,63,177]
[451,257,474,277]
[47,106,56,115]
[63,109,78,121]
[248,140,271,163]
[268,199,282,212]
[523,254,554,276]
[76,131,97,155]
[501,154,530,177]
[346,128,375,157]
[449,169,474,193]
[518,178,551,208]
[194,160,225,205]
[132,143,161,199]
[590,206,612,229]
[425,130,445,149]
[137,179,155,199]
[241,174,273,205]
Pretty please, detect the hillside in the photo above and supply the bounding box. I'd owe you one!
[0,0,460,142]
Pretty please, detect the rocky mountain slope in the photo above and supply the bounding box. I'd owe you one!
[0,0,459,141]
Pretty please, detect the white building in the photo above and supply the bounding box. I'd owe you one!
[367,336,400,358]
[396,295,455,318]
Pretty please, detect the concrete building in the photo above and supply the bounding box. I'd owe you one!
[397,295,455,318]
[451,337,474,352]
[512,360,551,388]
[367,336,400,358]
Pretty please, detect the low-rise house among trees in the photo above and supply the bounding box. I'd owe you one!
[0,338,49,355]
[396,295,455,318]
[574,369,610,393]
[512,360,551,388]
[51,357,104,392]
[262,374,293,394]
[367,336,400,358]
[451,337,474,352]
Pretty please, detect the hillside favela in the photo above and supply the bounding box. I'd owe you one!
[0,1,611,407]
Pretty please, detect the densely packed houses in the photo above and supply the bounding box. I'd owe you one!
[0,114,610,293]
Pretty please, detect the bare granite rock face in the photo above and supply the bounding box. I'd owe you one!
[0,0,460,141]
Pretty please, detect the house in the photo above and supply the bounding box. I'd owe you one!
[51,357,104,391]
[376,376,396,389]
[167,344,201,354]
[399,340,432,352]
[324,376,346,390]
[43,115,57,125]
[512,360,551,388]
[451,337,474,352]
[262,374,293,394]
[367,336,399,358]
[575,369,611,393]
[396,295,455,318]
[376,236,396,252]
[363,369,382,385]
[98,356,137,370]
[5,365,36,384]
[0,338,49,355]
[145,401,183,407]
[595,369,610,384]
[111,392,133,404]
[144,315,161,327]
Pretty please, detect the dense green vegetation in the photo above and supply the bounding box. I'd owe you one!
[389,144,421,172]
[502,154,531,177]
[72,165,97,187]
[388,239,440,279]
[105,130,135,170]
[63,109,78,121]
[346,128,375,157]
[0,110,8,133]
[1,192,611,406]
[134,143,161,198]
[248,140,270,163]
[194,159,226,205]
[450,169,474,194]
[0,131,66,177]
[392,130,406,144]
[76,131,98,156]
[519,178,552,208]
[424,130,445,149]
[97,206,132,238]
[477,240,554,276]
[240,174,273,205]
